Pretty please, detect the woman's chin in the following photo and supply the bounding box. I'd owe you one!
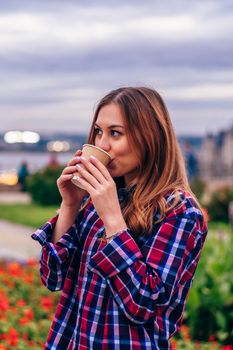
[108,168,120,178]
[108,168,116,177]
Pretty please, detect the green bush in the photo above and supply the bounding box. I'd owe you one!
[183,226,233,345]
[27,166,63,206]
[206,187,233,222]
[190,177,206,202]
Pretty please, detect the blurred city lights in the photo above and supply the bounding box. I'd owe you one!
[0,170,18,186]
[4,131,40,144]
[47,141,71,152]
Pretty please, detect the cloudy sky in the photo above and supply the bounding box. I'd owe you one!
[0,0,233,136]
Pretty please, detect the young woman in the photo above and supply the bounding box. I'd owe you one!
[32,86,208,350]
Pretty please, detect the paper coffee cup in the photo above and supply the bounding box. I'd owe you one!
[71,144,112,189]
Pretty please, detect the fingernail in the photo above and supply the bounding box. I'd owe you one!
[90,155,96,160]
[76,164,81,169]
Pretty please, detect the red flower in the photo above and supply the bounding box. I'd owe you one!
[16,299,26,307]
[0,345,8,350]
[179,324,191,340]
[0,333,7,340]
[26,258,38,267]
[170,339,177,349]
[22,332,28,340]
[19,316,30,325]
[209,335,216,342]
[40,296,54,312]
[7,262,23,277]
[23,308,34,320]
[27,340,36,346]
[0,291,10,315]
[8,327,19,346]
[0,267,5,275]
[23,273,34,284]
[19,308,35,325]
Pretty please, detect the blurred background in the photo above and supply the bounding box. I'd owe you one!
[0,1,232,349]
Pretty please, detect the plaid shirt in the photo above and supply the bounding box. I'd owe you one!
[32,189,207,350]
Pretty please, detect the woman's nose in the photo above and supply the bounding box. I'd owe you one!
[96,136,111,152]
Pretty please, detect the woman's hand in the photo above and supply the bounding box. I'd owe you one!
[57,150,87,209]
[74,156,127,234]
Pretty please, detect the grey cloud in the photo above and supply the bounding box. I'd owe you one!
[1,37,233,76]
[0,0,232,12]
[167,99,233,110]
[0,0,233,135]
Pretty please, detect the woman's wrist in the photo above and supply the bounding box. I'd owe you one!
[104,217,127,238]
[60,198,83,212]
[51,201,81,244]
[102,228,127,243]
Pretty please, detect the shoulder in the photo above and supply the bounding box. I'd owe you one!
[163,190,206,231]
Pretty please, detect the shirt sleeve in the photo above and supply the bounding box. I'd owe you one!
[88,214,206,325]
[31,215,79,291]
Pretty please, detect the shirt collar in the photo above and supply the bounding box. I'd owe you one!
[117,185,136,202]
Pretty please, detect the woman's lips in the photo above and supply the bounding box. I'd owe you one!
[108,159,115,168]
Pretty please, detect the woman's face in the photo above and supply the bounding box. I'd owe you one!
[93,103,140,185]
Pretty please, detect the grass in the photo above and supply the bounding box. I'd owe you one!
[0,201,232,234]
[0,203,58,228]
[208,221,231,232]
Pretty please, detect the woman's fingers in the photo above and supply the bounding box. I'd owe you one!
[75,164,101,189]
[67,149,82,166]
[67,157,82,167]
[59,174,73,181]
[74,149,82,157]
[89,156,112,181]
[62,165,78,175]
[57,174,74,186]
[72,176,94,194]
[65,152,113,192]
[76,157,107,183]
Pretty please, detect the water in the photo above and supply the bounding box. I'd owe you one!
[0,151,73,173]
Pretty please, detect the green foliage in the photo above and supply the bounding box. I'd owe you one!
[206,187,233,222]
[27,166,63,206]
[190,177,206,202]
[184,227,233,345]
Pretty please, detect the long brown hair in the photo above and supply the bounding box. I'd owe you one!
[86,86,199,236]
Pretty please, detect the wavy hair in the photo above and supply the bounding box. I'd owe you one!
[86,86,200,236]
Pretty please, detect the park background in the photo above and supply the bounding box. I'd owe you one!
[0,1,232,349]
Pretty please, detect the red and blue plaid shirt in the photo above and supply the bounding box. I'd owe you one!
[32,189,207,350]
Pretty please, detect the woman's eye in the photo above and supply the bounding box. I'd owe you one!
[111,130,121,136]
[94,127,102,135]
[94,128,121,137]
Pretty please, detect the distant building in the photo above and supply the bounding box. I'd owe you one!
[179,136,203,182]
[198,125,233,181]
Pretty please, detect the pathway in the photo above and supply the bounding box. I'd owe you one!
[0,219,40,261]
[0,191,40,260]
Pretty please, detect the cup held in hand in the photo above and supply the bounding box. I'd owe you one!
[71,144,112,189]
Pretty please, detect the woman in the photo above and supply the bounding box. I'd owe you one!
[32,86,207,349]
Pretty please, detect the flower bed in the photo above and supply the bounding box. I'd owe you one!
[0,259,59,349]
[0,259,232,350]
